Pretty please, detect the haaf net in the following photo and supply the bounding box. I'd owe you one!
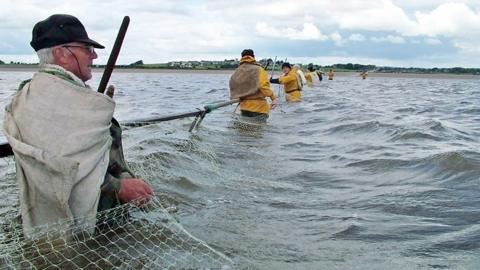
[0,157,232,270]
[230,108,269,135]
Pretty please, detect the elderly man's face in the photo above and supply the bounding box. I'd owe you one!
[53,42,98,82]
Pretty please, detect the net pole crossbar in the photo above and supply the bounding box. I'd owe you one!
[121,99,239,127]
[121,109,204,127]
[0,99,241,154]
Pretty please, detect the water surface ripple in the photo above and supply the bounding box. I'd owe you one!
[0,71,479,269]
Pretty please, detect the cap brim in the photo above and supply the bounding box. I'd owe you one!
[77,38,105,49]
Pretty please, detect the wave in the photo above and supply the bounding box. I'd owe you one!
[394,107,416,113]
[455,107,480,114]
[331,224,364,239]
[423,120,446,132]
[282,142,319,149]
[389,131,443,142]
[312,105,344,112]
[206,88,228,94]
[325,121,398,135]
[407,224,480,256]
[347,151,480,174]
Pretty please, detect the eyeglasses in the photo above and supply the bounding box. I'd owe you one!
[62,45,95,54]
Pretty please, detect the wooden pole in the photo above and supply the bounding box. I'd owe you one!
[98,16,130,93]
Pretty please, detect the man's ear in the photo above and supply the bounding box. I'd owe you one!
[52,47,66,65]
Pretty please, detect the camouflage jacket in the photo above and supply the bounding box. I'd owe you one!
[98,117,133,211]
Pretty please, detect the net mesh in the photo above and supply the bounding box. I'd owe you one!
[0,109,248,270]
[0,197,232,270]
[0,152,232,270]
[230,106,269,135]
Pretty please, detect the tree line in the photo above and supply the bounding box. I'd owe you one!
[2,58,480,74]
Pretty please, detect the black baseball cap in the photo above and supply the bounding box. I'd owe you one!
[30,14,105,51]
[241,49,254,58]
[282,62,291,69]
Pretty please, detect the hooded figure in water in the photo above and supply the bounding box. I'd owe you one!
[3,14,153,237]
[229,49,277,118]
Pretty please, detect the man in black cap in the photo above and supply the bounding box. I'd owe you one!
[229,49,276,120]
[4,14,152,236]
[30,14,105,82]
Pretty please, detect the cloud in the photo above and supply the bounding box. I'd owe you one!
[411,3,480,37]
[329,32,344,46]
[424,38,442,45]
[371,35,406,44]
[335,1,417,33]
[255,22,328,41]
[1,0,480,67]
[348,34,366,42]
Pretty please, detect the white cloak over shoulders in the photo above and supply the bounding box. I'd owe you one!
[4,70,115,237]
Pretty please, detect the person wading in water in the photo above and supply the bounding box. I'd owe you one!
[3,14,153,237]
[270,62,302,102]
[305,65,318,87]
[229,49,277,120]
[328,69,335,80]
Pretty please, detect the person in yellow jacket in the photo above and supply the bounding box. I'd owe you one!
[360,71,368,79]
[229,49,277,119]
[328,69,334,80]
[270,62,301,102]
[305,65,316,87]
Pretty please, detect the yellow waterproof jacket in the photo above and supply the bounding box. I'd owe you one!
[305,72,314,87]
[238,56,276,114]
[328,71,334,80]
[279,68,301,102]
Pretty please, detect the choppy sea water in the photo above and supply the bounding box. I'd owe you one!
[0,70,479,269]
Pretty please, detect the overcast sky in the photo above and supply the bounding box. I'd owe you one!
[2,0,480,67]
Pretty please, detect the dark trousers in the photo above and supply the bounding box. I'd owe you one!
[240,110,268,118]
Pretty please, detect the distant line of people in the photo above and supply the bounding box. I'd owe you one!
[305,65,323,87]
[229,49,326,118]
[229,49,371,120]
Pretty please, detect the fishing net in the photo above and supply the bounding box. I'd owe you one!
[0,197,232,270]
[231,115,267,136]
[229,106,269,135]
[0,153,232,270]
[0,102,243,270]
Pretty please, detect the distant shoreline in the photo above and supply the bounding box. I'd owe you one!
[0,65,235,74]
[1,65,480,79]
